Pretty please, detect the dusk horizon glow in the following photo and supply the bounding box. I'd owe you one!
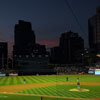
[0,0,99,57]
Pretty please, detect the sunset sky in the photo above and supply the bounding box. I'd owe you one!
[0,0,99,56]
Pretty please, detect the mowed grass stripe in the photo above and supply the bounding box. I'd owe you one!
[3,77,11,86]
[84,85,100,98]
[35,75,53,83]
[46,87,57,96]
[31,88,47,95]
[39,87,52,96]
[38,75,56,83]
[1,75,100,86]
[0,77,8,86]
[27,76,38,83]
[27,76,41,83]
[27,88,35,94]
[33,88,42,95]
[56,85,71,97]
[32,76,46,83]
[17,76,24,84]
[36,87,51,95]
[60,85,96,98]
[31,76,43,83]
[18,84,100,99]
[35,76,50,83]
[26,89,33,94]
[9,77,14,85]
[71,91,89,98]
[0,77,5,82]
[41,87,55,96]
[56,76,66,82]
[81,85,100,98]
[12,77,18,85]
[62,85,86,98]
[33,75,57,83]
[46,86,58,96]
[36,76,47,83]
[23,90,28,94]
[15,76,21,84]
[0,77,8,85]
[77,90,93,98]
[52,85,68,97]
[21,76,33,84]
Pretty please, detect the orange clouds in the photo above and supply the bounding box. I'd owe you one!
[37,40,59,48]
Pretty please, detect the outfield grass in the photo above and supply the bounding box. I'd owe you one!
[0,75,100,100]
[0,75,100,86]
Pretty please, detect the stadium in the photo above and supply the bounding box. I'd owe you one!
[0,74,100,100]
[0,1,100,100]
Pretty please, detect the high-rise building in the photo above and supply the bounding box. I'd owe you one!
[88,6,100,50]
[50,46,62,64]
[88,15,96,49]
[59,30,84,64]
[96,7,100,44]
[13,20,36,56]
[0,42,8,69]
[14,20,35,46]
[13,20,52,74]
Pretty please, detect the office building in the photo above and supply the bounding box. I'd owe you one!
[88,6,100,51]
[50,46,62,64]
[0,42,8,69]
[13,20,52,74]
[59,30,84,64]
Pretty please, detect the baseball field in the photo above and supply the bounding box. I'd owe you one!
[0,75,100,100]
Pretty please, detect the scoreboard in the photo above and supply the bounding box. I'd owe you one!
[88,68,100,75]
[88,69,95,74]
[95,69,100,75]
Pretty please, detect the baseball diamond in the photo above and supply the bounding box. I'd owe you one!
[0,75,100,100]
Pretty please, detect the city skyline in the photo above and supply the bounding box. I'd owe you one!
[0,0,99,56]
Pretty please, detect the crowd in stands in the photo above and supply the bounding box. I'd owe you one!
[54,65,88,74]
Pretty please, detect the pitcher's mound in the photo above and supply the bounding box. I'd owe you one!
[69,88,89,92]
